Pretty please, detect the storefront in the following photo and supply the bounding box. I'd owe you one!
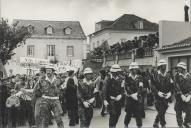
[158,37,191,74]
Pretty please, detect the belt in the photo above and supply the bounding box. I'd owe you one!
[42,95,59,100]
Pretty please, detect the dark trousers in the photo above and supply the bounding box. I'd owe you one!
[79,107,93,128]
[108,102,122,127]
[7,107,18,128]
[175,100,191,127]
[68,107,79,126]
[154,99,168,126]
[25,100,35,126]
[124,98,142,127]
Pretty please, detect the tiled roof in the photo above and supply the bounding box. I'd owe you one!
[13,19,86,39]
[90,14,158,36]
[159,37,191,51]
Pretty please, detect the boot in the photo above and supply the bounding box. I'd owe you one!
[161,125,166,128]
[179,125,184,128]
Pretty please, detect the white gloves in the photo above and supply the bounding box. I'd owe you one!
[88,97,95,104]
[115,95,122,101]
[158,91,165,98]
[94,88,99,93]
[110,95,122,101]
[182,94,191,102]
[110,96,115,100]
[130,93,138,101]
[165,92,171,99]
[181,94,187,102]
[83,101,90,108]
[103,100,109,106]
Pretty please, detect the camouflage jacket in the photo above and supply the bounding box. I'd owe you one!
[35,75,62,97]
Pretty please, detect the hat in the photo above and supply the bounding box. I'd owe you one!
[110,64,121,72]
[129,62,139,70]
[157,59,167,67]
[177,62,187,70]
[45,64,56,71]
[83,67,93,75]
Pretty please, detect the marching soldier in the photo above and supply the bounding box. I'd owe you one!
[94,69,107,116]
[151,59,173,128]
[124,62,145,128]
[174,62,191,128]
[77,67,97,128]
[33,67,46,128]
[36,65,64,128]
[103,64,124,128]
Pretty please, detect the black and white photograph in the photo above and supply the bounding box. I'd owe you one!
[0,0,191,128]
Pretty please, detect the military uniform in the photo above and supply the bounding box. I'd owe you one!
[174,72,191,128]
[104,74,124,128]
[77,78,96,128]
[124,73,144,128]
[151,71,173,127]
[95,75,107,115]
[36,75,64,128]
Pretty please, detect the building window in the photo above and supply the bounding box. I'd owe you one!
[67,46,74,57]
[97,41,100,47]
[46,26,53,35]
[47,45,55,56]
[64,27,72,35]
[27,45,34,56]
[137,21,144,29]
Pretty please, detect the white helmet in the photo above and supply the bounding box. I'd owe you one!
[177,62,187,70]
[110,64,121,72]
[157,59,167,67]
[44,64,56,71]
[83,67,93,75]
[129,62,139,70]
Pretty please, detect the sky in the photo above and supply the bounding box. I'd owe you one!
[1,0,185,35]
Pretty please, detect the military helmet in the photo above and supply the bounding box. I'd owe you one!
[177,62,187,70]
[110,64,121,72]
[83,67,93,75]
[157,59,167,67]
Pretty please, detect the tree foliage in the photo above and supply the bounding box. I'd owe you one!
[0,19,31,65]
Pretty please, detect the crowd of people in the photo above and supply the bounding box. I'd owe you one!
[0,59,191,128]
[89,33,159,58]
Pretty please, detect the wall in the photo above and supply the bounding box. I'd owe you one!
[159,21,191,47]
[13,37,85,62]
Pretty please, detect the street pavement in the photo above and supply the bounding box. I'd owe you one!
[17,104,178,128]
[49,107,177,128]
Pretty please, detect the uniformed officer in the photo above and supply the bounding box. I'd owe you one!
[174,62,191,128]
[36,65,64,128]
[94,69,107,116]
[77,67,97,128]
[124,62,144,128]
[103,64,124,128]
[151,59,173,128]
[33,67,46,128]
